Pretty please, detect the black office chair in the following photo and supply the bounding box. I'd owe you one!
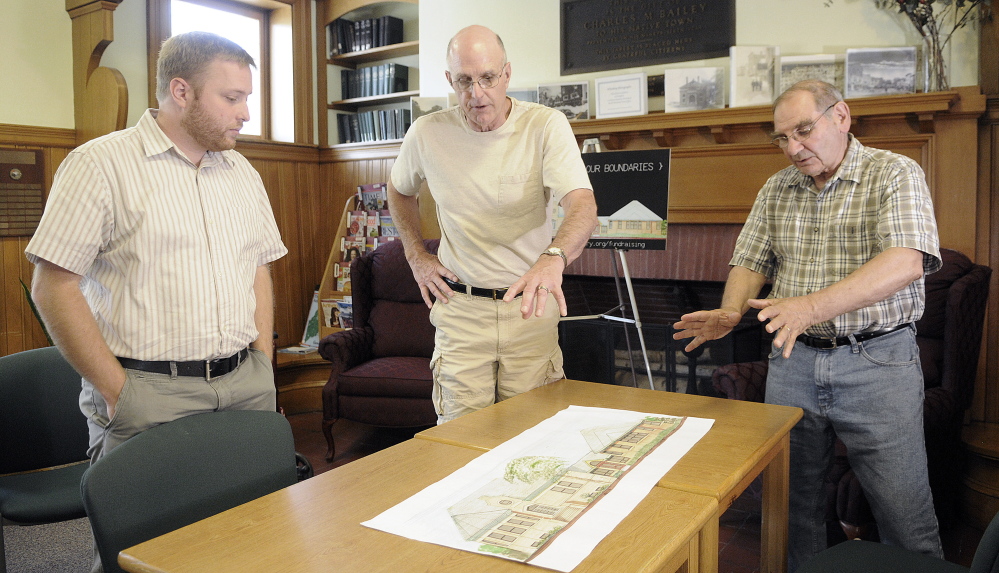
[0,346,89,573]
[81,410,298,573]
[798,509,999,573]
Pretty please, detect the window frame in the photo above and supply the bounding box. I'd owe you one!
[146,0,313,144]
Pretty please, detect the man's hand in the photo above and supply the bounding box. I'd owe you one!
[406,250,458,309]
[504,255,567,319]
[672,308,743,352]
[748,295,819,359]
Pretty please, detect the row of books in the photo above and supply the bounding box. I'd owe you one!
[336,108,412,144]
[340,63,409,100]
[327,15,403,57]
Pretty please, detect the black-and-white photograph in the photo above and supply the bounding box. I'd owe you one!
[538,82,589,120]
[845,47,917,98]
[780,54,844,93]
[664,67,724,112]
[729,45,779,107]
[410,97,447,121]
[508,88,538,103]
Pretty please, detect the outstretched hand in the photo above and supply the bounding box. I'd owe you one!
[747,296,818,358]
[672,308,743,352]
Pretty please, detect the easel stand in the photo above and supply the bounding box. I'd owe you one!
[562,249,655,390]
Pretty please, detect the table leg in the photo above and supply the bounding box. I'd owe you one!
[760,432,790,573]
[694,509,718,573]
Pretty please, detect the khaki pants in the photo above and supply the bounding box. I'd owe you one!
[80,348,277,462]
[429,292,564,424]
[83,348,276,573]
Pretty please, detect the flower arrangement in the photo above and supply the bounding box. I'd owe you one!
[829,0,992,91]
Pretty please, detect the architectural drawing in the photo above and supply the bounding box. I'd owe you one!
[362,406,714,572]
[447,415,684,563]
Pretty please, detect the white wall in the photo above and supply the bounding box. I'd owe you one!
[418,0,981,98]
[0,2,74,129]
[0,0,982,129]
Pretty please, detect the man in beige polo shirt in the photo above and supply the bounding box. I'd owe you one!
[388,25,598,423]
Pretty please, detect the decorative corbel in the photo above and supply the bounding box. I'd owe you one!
[915,112,936,134]
[652,130,671,148]
[599,133,622,151]
[66,0,128,146]
[710,125,730,145]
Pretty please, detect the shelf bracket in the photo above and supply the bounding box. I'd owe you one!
[710,125,730,145]
[652,130,671,148]
[599,134,623,151]
[916,112,936,134]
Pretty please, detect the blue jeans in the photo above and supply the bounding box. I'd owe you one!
[765,326,942,571]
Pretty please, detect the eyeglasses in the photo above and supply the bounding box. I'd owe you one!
[770,103,836,148]
[450,67,505,92]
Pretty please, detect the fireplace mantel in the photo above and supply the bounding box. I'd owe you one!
[566,87,987,281]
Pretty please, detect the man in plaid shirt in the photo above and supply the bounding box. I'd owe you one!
[674,79,942,570]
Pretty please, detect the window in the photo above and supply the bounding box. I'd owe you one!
[171,0,268,137]
[147,0,311,143]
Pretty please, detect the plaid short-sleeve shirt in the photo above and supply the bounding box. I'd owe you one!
[730,135,941,337]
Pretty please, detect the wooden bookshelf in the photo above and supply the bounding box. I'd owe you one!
[317,196,357,340]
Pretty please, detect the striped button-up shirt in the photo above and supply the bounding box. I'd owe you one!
[26,109,287,361]
[730,134,941,338]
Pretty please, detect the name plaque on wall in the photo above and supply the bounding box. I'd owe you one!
[561,0,735,75]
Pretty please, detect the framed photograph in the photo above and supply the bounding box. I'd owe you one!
[410,97,447,121]
[663,67,725,112]
[845,47,917,98]
[779,54,845,94]
[538,82,589,120]
[508,88,538,103]
[594,73,648,119]
[729,45,779,107]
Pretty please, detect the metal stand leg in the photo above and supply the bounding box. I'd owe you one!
[617,250,655,390]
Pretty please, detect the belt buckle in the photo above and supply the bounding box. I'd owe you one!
[205,359,215,382]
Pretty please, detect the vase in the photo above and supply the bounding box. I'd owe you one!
[924,35,949,92]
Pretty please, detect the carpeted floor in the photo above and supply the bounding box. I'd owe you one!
[3,518,93,573]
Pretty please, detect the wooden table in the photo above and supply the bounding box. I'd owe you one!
[119,438,718,573]
[416,379,802,573]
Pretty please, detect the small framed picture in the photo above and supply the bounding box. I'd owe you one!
[779,54,845,94]
[729,45,779,107]
[594,72,648,119]
[508,88,538,103]
[410,97,448,121]
[538,82,589,120]
[663,67,725,112]
[845,47,917,98]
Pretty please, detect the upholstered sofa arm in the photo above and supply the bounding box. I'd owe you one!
[711,360,769,403]
[318,327,376,376]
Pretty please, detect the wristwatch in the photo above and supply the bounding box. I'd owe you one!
[542,246,568,268]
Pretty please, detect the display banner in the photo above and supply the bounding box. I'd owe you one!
[575,149,670,251]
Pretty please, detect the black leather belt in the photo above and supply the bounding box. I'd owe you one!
[444,277,522,300]
[117,349,249,380]
[797,324,910,349]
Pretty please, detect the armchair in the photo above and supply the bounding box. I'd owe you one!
[319,239,439,461]
[711,248,991,540]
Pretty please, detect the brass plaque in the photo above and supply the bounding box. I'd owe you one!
[0,149,44,237]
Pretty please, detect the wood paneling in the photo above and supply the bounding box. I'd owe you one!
[0,125,75,355]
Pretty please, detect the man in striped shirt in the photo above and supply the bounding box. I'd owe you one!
[25,31,287,470]
[673,80,942,570]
